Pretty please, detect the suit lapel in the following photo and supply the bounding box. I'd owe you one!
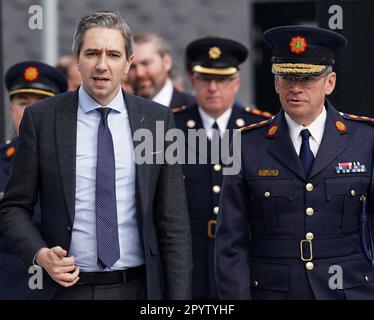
[55,91,78,225]
[123,92,149,224]
[309,102,348,178]
[267,112,306,180]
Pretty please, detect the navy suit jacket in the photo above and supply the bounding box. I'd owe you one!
[216,101,374,300]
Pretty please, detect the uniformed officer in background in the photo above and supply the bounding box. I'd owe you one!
[0,61,67,299]
[173,37,272,299]
[215,25,374,300]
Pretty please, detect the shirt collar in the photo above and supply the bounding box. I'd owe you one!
[285,106,327,145]
[78,85,125,114]
[198,106,233,132]
[152,78,173,107]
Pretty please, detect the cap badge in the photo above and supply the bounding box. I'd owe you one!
[267,125,279,137]
[24,66,39,82]
[289,36,308,54]
[335,120,347,133]
[208,46,221,59]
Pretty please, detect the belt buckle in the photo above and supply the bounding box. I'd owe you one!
[300,239,313,261]
[207,219,216,238]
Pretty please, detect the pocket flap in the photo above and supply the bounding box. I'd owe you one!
[247,179,296,200]
[250,260,290,291]
[325,176,369,200]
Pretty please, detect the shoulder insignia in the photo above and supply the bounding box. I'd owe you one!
[244,106,273,119]
[267,125,279,137]
[172,105,187,113]
[236,119,272,134]
[341,112,374,126]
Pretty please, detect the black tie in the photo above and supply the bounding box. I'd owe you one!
[95,107,120,269]
[211,122,221,164]
[299,129,314,176]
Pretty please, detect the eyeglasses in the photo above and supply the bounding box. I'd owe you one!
[194,74,237,87]
[277,75,326,89]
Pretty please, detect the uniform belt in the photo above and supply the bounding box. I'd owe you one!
[77,265,145,285]
[250,235,362,259]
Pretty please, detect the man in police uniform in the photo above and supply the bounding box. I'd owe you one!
[0,61,67,299]
[173,37,272,299]
[215,25,374,300]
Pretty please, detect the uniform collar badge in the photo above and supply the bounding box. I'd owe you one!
[267,125,279,137]
[335,120,347,133]
[5,146,16,158]
[335,162,366,174]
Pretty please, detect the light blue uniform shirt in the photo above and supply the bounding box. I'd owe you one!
[69,86,144,271]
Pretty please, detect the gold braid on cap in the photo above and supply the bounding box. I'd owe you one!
[272,63,326,74]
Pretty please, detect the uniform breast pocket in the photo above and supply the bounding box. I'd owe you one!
[247,178,297,235]
[325,176,370,233]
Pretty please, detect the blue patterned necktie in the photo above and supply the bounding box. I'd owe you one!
[299,129,314,176]
[95,107,120,269]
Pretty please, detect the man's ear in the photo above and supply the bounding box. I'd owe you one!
[324,72,336,96]
[162,53,173,73]
[274,76,280,93]
[125,54,135,74]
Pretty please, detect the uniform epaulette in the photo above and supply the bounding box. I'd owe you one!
[243,106,273,119]
[340,112,374,126]
[172,105,187,114]
[236,118,272,133]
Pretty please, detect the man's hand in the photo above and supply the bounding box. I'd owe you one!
[36,246,80,287]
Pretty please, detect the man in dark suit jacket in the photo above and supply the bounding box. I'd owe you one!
[216,26,374,300]
[127,33,195,109]
[0,10,192,300]
[174,37,272,299]
[0,61,67,299]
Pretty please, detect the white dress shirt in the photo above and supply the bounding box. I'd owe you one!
[69,86,144,272]
[152,78,173,107]
[198,106,233,139]
[285,107,327,158]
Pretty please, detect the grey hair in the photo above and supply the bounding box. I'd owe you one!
[72,10,134,59]
[133,33,172,57]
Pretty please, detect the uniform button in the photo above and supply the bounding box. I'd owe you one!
[306,183,314,192]
[351,190,356,196]
[306,232,314,240]
[212,185,221,193]
[213,206,219,215]
[213,164,222,172]
[306,207,314,216]
[365,276,369,282]
[306,262,314,271]
[253,280,259,287]
[66,226,71,232]
[264,191,271,198]
[186,119,196,128]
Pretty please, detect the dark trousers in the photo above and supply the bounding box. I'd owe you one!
[53,273,147,300]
